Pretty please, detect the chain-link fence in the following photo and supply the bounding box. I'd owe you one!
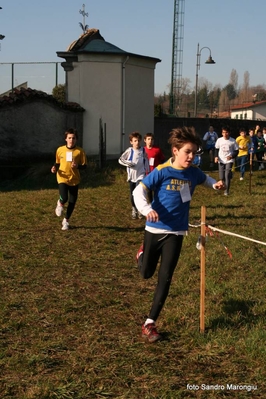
[0,62,65,95]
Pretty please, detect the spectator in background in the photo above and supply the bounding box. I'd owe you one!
[203,125,218,168]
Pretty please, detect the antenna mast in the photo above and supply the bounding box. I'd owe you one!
[170,0,185,115]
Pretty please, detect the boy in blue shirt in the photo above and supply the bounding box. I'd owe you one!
[133,126,225,343]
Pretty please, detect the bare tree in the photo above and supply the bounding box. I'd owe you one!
[243,71,250,100]
[237,71,250,103]
[219,90,230,113]
[229,68,238,92]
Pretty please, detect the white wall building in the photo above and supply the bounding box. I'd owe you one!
[230,101,266,121]
[57,29,160,157]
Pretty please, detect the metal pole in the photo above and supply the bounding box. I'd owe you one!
[55,62,58,87]
[194,43,200,117]
[11,63,14,92]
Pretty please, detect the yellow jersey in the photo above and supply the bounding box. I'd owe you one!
[236,136,250,157]
[55,145,87,186]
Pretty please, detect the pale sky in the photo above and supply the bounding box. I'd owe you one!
[0,0,265,94]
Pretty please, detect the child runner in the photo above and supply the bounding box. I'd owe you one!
[263,127,266,160]
[144,133,165,172]
[133,126,225,343]
[119,131,150,219]
[248,128,258,172]
[256,129,266,170]
[236,128,251,180]
[203,125,218,168]
[214,126,239,196]
[51,128,87,230]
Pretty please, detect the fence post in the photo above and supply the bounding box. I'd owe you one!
[99,118,106,169]
[200,205,206,333]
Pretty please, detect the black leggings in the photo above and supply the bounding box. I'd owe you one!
[256,151,264,168]
[129,181,141,209]
[59,183,79,220]
[138,231,183,321]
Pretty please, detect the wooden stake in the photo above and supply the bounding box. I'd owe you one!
[200,205,206,333]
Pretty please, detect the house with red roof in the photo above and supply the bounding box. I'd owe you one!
[230,101,266,121]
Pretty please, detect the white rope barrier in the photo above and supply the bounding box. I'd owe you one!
[207,224,266,246]
[188,222,266,247]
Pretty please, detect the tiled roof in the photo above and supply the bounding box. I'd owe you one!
[0,87,84,111]
[58,28,161,63]
[230,101,266,111]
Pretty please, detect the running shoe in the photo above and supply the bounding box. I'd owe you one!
[141,323,161,343]
[55,200,64,217]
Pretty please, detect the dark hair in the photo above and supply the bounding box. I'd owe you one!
[144,132,154,139]
[65,128,78,139]
[221,125,230,133]
[168,126,202,150]
[129,131,142,141]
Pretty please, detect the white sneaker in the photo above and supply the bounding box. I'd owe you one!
[55,200,64,217]
[138,211,143,219]
[261,163,265,170]
[62,218,69,230]
[132,207,137,219]
[240,177,244,181]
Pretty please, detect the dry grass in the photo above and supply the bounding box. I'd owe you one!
[0,159,265,398]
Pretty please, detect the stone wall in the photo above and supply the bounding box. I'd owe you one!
[0,94,84,164]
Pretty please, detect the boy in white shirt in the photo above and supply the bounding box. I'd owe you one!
[119,132,150,219]
[214,126,239,196]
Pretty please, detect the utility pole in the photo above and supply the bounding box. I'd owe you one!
[79,4,89,34]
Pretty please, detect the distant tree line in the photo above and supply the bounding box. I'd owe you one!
[154,69,266,117]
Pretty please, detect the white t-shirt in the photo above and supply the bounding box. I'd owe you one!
[215,137,239,164]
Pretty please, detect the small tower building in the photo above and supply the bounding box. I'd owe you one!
[57,29,160,157]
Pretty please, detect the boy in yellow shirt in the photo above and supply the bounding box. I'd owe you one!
[51,128,87,230]
[236,128,251,181]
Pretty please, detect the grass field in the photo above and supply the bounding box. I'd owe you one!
[0,159,265,398]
